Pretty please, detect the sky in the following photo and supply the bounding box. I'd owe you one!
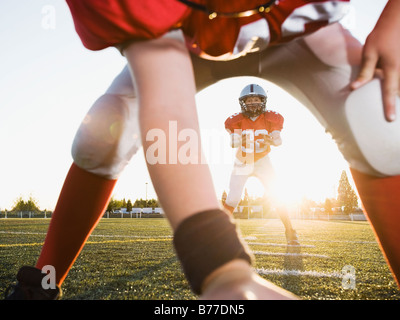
[0,0,389,211]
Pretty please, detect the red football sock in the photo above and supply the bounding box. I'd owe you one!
[351,168,400,287]
[36,163,116,286]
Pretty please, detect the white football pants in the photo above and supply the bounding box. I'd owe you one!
[224,156,278,209]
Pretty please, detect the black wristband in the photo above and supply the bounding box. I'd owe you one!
[173,209,254,294]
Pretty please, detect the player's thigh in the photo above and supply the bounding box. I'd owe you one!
[259,23,400,176]
[253,157,277,193]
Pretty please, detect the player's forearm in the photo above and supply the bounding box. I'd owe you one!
[124,36,219,230]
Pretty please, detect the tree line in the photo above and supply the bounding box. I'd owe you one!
[296,171,359,215]
[9,196,41,213]
[2,196,160,214]
[106,197,160,214]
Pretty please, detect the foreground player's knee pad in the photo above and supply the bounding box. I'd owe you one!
[345,79,400,177]
[72,94,141,179]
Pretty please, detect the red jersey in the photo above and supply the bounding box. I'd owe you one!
[225,111,284,163]
[65,0,350,59]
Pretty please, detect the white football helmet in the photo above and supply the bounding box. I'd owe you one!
[239,84,267,117]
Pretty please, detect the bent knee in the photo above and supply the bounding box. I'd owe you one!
[72,93,141,179]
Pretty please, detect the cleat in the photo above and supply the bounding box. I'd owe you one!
[285,229,300,246]
[4,266,61,300]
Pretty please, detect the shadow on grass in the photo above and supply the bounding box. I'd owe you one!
[282,245,304,293]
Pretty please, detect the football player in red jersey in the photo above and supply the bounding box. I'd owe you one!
[224,84,299,245]
[6,0,400,300]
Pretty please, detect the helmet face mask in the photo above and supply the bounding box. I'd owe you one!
[241,99,265,117]
[239,84,267,118]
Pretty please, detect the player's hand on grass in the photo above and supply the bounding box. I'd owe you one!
[200,260,298,300]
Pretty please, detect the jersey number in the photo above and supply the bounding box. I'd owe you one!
[242,129,268,153]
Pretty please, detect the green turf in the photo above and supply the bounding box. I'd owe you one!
[1,218,399,300]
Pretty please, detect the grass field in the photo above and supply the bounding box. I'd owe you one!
[1,218,399,300]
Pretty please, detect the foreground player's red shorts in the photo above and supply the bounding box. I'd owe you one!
[66,0,350,59]
[65,0,191,50]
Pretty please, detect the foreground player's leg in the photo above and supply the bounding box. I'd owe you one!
[124,35,297,299]
[38,75,139,286]
[5,68,140,300]
[300,24,400,286]
[35,164,117,285]
[258,22,400,286]
[351,169,400,286]
[5,164,116,300]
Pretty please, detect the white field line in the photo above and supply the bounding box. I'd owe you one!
[246,233,377,244]
[253,251,329,258]
[0,231,374,245]
[255,268,343,278]
[0,231,172,239]
[251,234,283,238]
[248,241,316,248]
[90,234,173,239]
[0,231,47,235]
[243,236,258,240]
[297,239,377,244]
[247,234,376,245]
